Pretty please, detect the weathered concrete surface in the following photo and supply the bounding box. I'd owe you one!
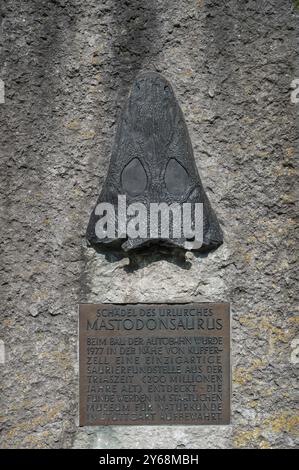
[0,0,298,449]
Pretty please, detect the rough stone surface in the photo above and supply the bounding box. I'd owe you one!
[0,0,298,449]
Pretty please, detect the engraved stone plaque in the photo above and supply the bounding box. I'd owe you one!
[79,303,230,426]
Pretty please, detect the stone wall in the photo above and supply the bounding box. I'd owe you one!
[0,0,298,449]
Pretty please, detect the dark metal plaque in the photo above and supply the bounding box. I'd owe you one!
[86,72,223,254]
[79,303,230,426]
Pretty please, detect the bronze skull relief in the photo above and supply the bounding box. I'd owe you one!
[87,72,223,253]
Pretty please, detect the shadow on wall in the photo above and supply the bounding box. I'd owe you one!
[90,237,218,272]
[109,0,160,99]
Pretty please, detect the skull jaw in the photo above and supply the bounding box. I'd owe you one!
[86,233,223,254]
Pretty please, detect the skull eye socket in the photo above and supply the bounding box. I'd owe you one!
[165,158,189,195]
[121,158,147,197]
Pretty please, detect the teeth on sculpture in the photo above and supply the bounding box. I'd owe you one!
[86,71,223,253]
[185,251,195,262]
